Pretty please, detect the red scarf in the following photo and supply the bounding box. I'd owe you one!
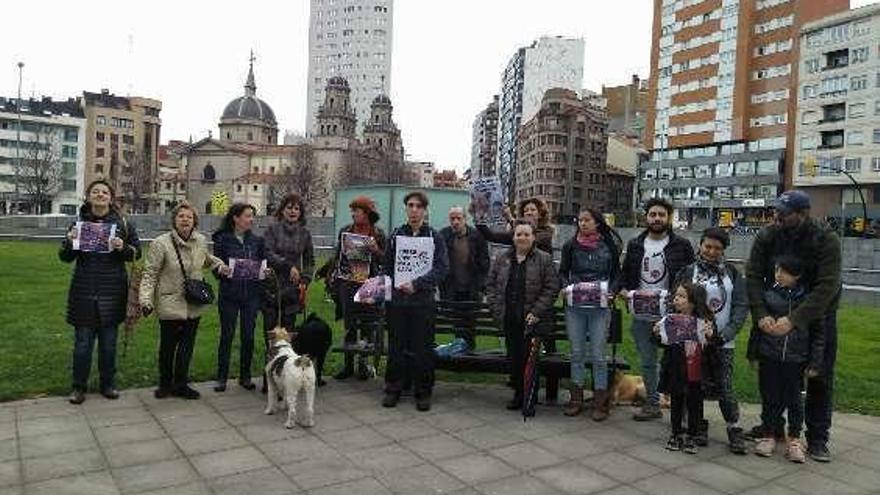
[577,231,601,249]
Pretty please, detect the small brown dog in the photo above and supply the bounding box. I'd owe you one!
[611,371,647,406]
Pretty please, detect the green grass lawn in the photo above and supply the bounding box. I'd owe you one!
[1,240,879,416]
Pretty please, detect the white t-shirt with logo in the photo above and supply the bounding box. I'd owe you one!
[640,236,670,291]
[693,265,735,349]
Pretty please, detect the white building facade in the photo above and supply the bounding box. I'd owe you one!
[496,36,584,201]
[0,97,87,215]
[306,0,394,137]
[795,3,880,219]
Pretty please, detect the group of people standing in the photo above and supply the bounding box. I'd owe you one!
[60,180,841,464]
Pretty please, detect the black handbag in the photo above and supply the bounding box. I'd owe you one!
[171,236,215,305]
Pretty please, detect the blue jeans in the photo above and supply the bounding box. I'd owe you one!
[631,318,660,405]
[217,297,260,382]
[72,326,118,392]
[565,306,609,390]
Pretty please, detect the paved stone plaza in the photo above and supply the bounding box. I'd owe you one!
[1,380,879,495]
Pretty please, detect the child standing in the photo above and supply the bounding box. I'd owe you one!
[655,282,716,454]
[747,256,825,463]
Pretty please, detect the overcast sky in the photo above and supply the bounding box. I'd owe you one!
[2,0,876,172]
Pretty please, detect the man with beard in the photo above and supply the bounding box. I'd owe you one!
[621,197,695,421]
[745,190,841,462]
[674,227,749,453]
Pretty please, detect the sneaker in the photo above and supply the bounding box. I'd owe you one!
[172,385,201,400]
[154,387,172,399]
[68,389,85,405]
[665,434,683,451]
[727,427,747,455]
[754,437,777,457]
[683,435,698,454]
[633,404,662,421]
[100,388,120,400]
[807,443,831,463]
[381,391,400,408]
[785,438,806,464]
[416,396,431,412]
[694,419,709,446]
[745,424,785,442]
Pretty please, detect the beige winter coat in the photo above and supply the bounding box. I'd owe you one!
[139,230,224,320]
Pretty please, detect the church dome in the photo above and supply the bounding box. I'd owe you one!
[372,94,392,106]
[220,56,277,126]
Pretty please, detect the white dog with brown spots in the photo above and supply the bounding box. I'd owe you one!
[264,327,317,428]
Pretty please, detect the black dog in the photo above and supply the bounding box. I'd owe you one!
[291,313,332,387]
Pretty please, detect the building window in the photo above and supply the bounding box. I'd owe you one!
[716,163,734,177]
[852,47,870,64]
[850,103,866,118]
[252,185,258,192]
[95,164,103,173]
[236,184,242,192]
[848,131,865,145]
[735,161,756,176]
[96,148,105,158]
[845,157,862,172]
[757,160,778,175]
[851,75,868,91]
[96,132,105,142]
[872,157,880,171]
[122,135,134,145]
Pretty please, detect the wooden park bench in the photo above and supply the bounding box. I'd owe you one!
[433,299,630,403]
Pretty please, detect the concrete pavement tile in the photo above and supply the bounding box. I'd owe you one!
[775,470,866,495]
[189,445,271,479]
[22,448,105,483]
[838,446,880,471]
[421,411,485,433]
[144,401,214,421]
[112,460,197,494]
[280,453,369,490]
[632,473,724,495]
[18,430,96,459]
[158,412,228,437]
[309,476,391,495]
[712,452,799,481]
[344,444,423,472]
[172,428,249,456]
[0,460,20,487]
[104,438,181,469]
[236,423,308,444]
[86,407,153,428]
[452,424,524,450]
[372,418,440,442]
[531,462,619,495]
[204,394,259,413]
[590,487,647,495]
[81,393,143,413]
[737,484,803,495]
[834,413,880,437]
[208,466,299,495]
[805,457,880,492]
[0,423,15,442]
[15,400,84,420]
[94,420,165,447]
[674,461,763,494]
[623,442,696,471]
[346,406,410,425]
[309,412,362,434]
[489,442,563,471]
[17,415,88,438]
[376,463,464,494]
[533,433,611,460]
[0,440,16,464]
[436,453,518,485]
[578,452,663,484]
[24,470,119,495]
[402,433,476,461]
[259,436,335,465]
[217,406,278,427]
[476,474,565,495]
[130,481,212,495]
[318,426,392,451]
[0,486,22,495]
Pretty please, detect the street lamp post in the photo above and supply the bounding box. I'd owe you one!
[810,161,869,238]
[14,62,24,214]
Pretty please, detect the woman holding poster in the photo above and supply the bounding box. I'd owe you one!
[476,197,554,254]
[212,203,266,392]
[558,208,622,420]
[486,221,559,410]
[140,201,228,400]
[60,179,141,405]
[331,196,386,380]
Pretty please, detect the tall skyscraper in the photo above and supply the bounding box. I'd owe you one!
[470,95,499,179]
[306,0,394,136]
[496,36,584,201]
[642,0,848,228]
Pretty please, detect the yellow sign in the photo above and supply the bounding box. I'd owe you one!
[210,191,230,215]
[805,156,818,177]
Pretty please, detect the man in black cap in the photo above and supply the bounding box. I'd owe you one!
[745,190,841,462]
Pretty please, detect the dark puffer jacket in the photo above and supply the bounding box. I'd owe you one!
[212,229,266,302]
[59,205,141,328]
[622,230,695,291]
[747,284,826,371]
[486,247,560,328]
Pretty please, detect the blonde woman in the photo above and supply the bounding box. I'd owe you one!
[140,202,229,399]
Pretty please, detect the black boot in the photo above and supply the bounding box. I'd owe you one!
[695,419,709,446]
[727,427,747,455]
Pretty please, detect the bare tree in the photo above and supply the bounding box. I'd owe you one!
[337,143,417,187]
[18,127,64,215]
[267,144,329,214]
[120,150,156,214]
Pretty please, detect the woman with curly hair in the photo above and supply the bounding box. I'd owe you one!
[476,197,554,254]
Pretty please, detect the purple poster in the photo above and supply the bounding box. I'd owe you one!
[229,258,267,280]
[73,221,116,253]
[660,313,700,345]
[628,289,668,320]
